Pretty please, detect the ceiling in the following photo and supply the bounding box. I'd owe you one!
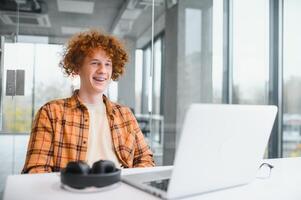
[0,0,165,44]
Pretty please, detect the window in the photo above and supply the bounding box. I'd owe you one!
[141,46,151,114]
[2,43,34,132]
[232,0,269,105]
[135,49,143,114]
[140,35,164,115]
[153,37,163,115]
[282,0,301,157]
[212,0,223,103]
[33,44,72,113]
[1,42,73,133]
[136,35,164,164]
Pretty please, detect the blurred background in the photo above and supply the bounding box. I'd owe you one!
[0,0,301,198]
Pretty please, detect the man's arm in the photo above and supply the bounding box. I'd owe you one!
[22,105,54,173]
[130,111,155,168]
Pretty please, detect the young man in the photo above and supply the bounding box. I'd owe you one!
[22,30,155,173]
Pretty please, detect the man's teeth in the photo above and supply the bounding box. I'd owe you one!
[94,77,105,81]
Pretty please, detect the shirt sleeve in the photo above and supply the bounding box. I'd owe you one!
[21,105,54,173]
[129,110,156,168]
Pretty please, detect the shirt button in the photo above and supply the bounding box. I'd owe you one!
[83,140,87,145]
[85,119,88,122]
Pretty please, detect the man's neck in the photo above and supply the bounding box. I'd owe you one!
[78,89,103,104]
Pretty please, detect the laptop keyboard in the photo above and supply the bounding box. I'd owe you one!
[144,179,170,191]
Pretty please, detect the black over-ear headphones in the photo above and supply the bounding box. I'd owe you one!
[60,160,121,189]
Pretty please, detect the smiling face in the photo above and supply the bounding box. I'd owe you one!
[78,48,112,96]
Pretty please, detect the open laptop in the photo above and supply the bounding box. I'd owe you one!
[122,104,278,199]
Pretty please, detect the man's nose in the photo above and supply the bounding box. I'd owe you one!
[96,63,106,73]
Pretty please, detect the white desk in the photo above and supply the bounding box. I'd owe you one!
[3,158,301,200]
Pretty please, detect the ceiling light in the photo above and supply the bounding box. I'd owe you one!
[57,0,94,14]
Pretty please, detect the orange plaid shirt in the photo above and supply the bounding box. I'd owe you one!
[22,90,155,173]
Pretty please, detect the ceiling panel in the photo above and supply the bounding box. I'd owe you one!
[57,0,95,14]
[0,0,126,43]
[0,0,164,44]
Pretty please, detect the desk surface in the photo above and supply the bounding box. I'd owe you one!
[3,158,301,200]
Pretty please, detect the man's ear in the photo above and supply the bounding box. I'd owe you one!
[74,68,80,75]
[72,72,79,77]
[71,73,78,79]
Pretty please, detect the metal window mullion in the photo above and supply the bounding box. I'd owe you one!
[277,0,284,157]
[0,36,4,131]
[223,0,233,104]
[268,0,283,158]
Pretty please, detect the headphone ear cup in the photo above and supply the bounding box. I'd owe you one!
[65,161,90,174]
[91,160,116,174]
[61,160,121,189]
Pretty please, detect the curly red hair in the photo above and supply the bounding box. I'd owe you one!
[60,29,128,80]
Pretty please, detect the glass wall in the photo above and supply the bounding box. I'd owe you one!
[135,49,143,114]
[153,37,163,115]
[134,35,164,164]
[141,46,151,114]
[33,44,72,113]
[2,43,34,132]
[176,0,224,135]
[232,0,269,105]
[140,36,163,115]
[212,0,224,103]
[2,42,73,133]
[156,0,224,165]
[282,0,301,157]
[1,41,119,134]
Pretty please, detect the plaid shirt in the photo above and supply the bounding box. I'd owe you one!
[22,91,155,173]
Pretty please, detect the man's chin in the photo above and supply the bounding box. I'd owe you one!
[92,86,105,94]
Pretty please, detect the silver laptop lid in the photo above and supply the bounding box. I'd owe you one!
[167,104,277,199]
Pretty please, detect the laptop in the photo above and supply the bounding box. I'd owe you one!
[122,104,278,199]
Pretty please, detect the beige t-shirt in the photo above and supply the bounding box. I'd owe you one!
[85,101,121,168]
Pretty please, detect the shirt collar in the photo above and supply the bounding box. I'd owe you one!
[70,90,115,117]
